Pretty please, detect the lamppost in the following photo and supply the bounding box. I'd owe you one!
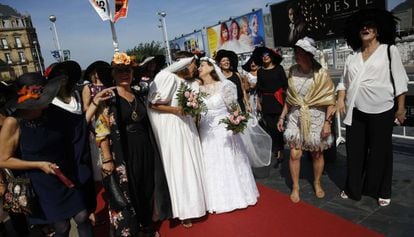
[49,15,63,62]
[33,40,44,75]
[157,11,172,65]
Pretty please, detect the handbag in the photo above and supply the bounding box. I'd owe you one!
[2,169,36,215]
[102,173,127,211]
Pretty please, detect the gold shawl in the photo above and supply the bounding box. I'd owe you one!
[286,65,336,143]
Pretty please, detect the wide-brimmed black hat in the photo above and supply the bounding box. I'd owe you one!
[83,60,111,82]
[8,72,64,110]
[344,8,399,51]
[242,57,255,72]
[251,47,283,66]
[46,60,81,83]
[215,50,238,71]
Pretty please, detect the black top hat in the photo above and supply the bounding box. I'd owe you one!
[83,60,111,82]
[344,8,399,51]
[251,47,283,66]
[8,72,64,110]
[215,50,239,71]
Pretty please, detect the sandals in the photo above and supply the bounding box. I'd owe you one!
[313,182,325,199]
[340,190,349,199]
[290,186,300,203]
[181,220,192,228]
[378,198,391,207]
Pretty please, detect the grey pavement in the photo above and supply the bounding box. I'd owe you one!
[256,136,414,237]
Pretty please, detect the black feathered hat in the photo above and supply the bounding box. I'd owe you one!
[83,60,111,82]
[344,8,399,51]
[251,47,283,66]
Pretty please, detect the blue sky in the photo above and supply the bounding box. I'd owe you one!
[2,0,405,69]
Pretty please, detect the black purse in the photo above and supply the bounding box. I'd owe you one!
[2,169,36,215]
[102,173,127,211]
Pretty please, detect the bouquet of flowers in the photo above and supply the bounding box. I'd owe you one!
[219,103,250,134]
[176,82,208,117]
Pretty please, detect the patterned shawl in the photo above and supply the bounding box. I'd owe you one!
[286,65,336,143]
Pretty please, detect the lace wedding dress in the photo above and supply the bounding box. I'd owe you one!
[199,80,259,214]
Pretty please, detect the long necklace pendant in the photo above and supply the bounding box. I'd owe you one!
[131,111,139,121]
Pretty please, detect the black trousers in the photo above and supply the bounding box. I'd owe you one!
[262,113,284,153]
[345,108,394,200]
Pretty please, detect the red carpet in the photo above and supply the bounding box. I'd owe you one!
[94,184,383,237]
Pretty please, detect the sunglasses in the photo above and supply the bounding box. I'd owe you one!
[114,67,132,73]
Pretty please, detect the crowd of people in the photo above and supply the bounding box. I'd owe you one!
[0,8,410,237]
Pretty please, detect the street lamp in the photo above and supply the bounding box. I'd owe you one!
[33,40,44,75]
[157,11,172,65]
[49,15,63,62]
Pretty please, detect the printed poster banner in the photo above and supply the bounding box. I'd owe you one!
[89,0,111,21]
[207,9,266,55]
[270,0,386,47]
[114,0,129,22]
[169,31,205,55]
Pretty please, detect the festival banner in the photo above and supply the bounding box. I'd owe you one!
[88,0,111,21]
[114,0,129,22]
[270,0,386,46]
[206,9,266,55]
[169,31,205,55]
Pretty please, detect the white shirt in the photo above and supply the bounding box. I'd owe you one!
[52,90,83,115]
[337,44,408,125]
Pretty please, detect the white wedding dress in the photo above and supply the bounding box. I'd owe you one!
[147,70,206,220]
[199,80,259,214]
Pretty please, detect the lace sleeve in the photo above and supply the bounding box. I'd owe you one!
[221,80,238,109]
[148,70,177,104]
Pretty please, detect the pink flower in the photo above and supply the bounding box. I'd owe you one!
[184,91,190,98]
[186,102,192,107]
[233,111,239,116]
[228,115,234,120]
[193,103,199,109]
[232,119,240,125]
[239,116,246,120]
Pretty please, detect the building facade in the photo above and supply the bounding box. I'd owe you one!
[0,5,44,81]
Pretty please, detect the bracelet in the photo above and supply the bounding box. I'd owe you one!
[92,100,99,107]
[324,119,332,124]
[279,116,285,121]
[102,159,113,164]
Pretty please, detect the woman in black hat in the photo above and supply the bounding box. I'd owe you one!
[215,49,247,112]
[82,61,110,112]
[0,72,112,237]
[254,46,287,163]
[95,52,172,236]
[337,8,409,206]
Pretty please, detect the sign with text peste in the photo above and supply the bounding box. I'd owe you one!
[270,0,386,47]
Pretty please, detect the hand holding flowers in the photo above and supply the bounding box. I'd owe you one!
[219,103,250,134]
[176,82,208,117]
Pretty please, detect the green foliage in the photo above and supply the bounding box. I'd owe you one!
[126,41,164,62]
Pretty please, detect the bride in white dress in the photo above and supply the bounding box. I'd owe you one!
[198,57,259,214]
[147,57,206,225]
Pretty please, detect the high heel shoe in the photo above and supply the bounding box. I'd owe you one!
[314,182,325,199]
[340,190,348,199]
[378,198,391,207]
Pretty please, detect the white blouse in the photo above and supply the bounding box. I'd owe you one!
[336,44,408,125]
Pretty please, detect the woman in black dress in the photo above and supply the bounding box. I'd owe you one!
[95,52,171,237]
[254,47,288,161]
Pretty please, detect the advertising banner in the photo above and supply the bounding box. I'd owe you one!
[206,9,265,55]
[169,31,205,55]
[270,0,386,46]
